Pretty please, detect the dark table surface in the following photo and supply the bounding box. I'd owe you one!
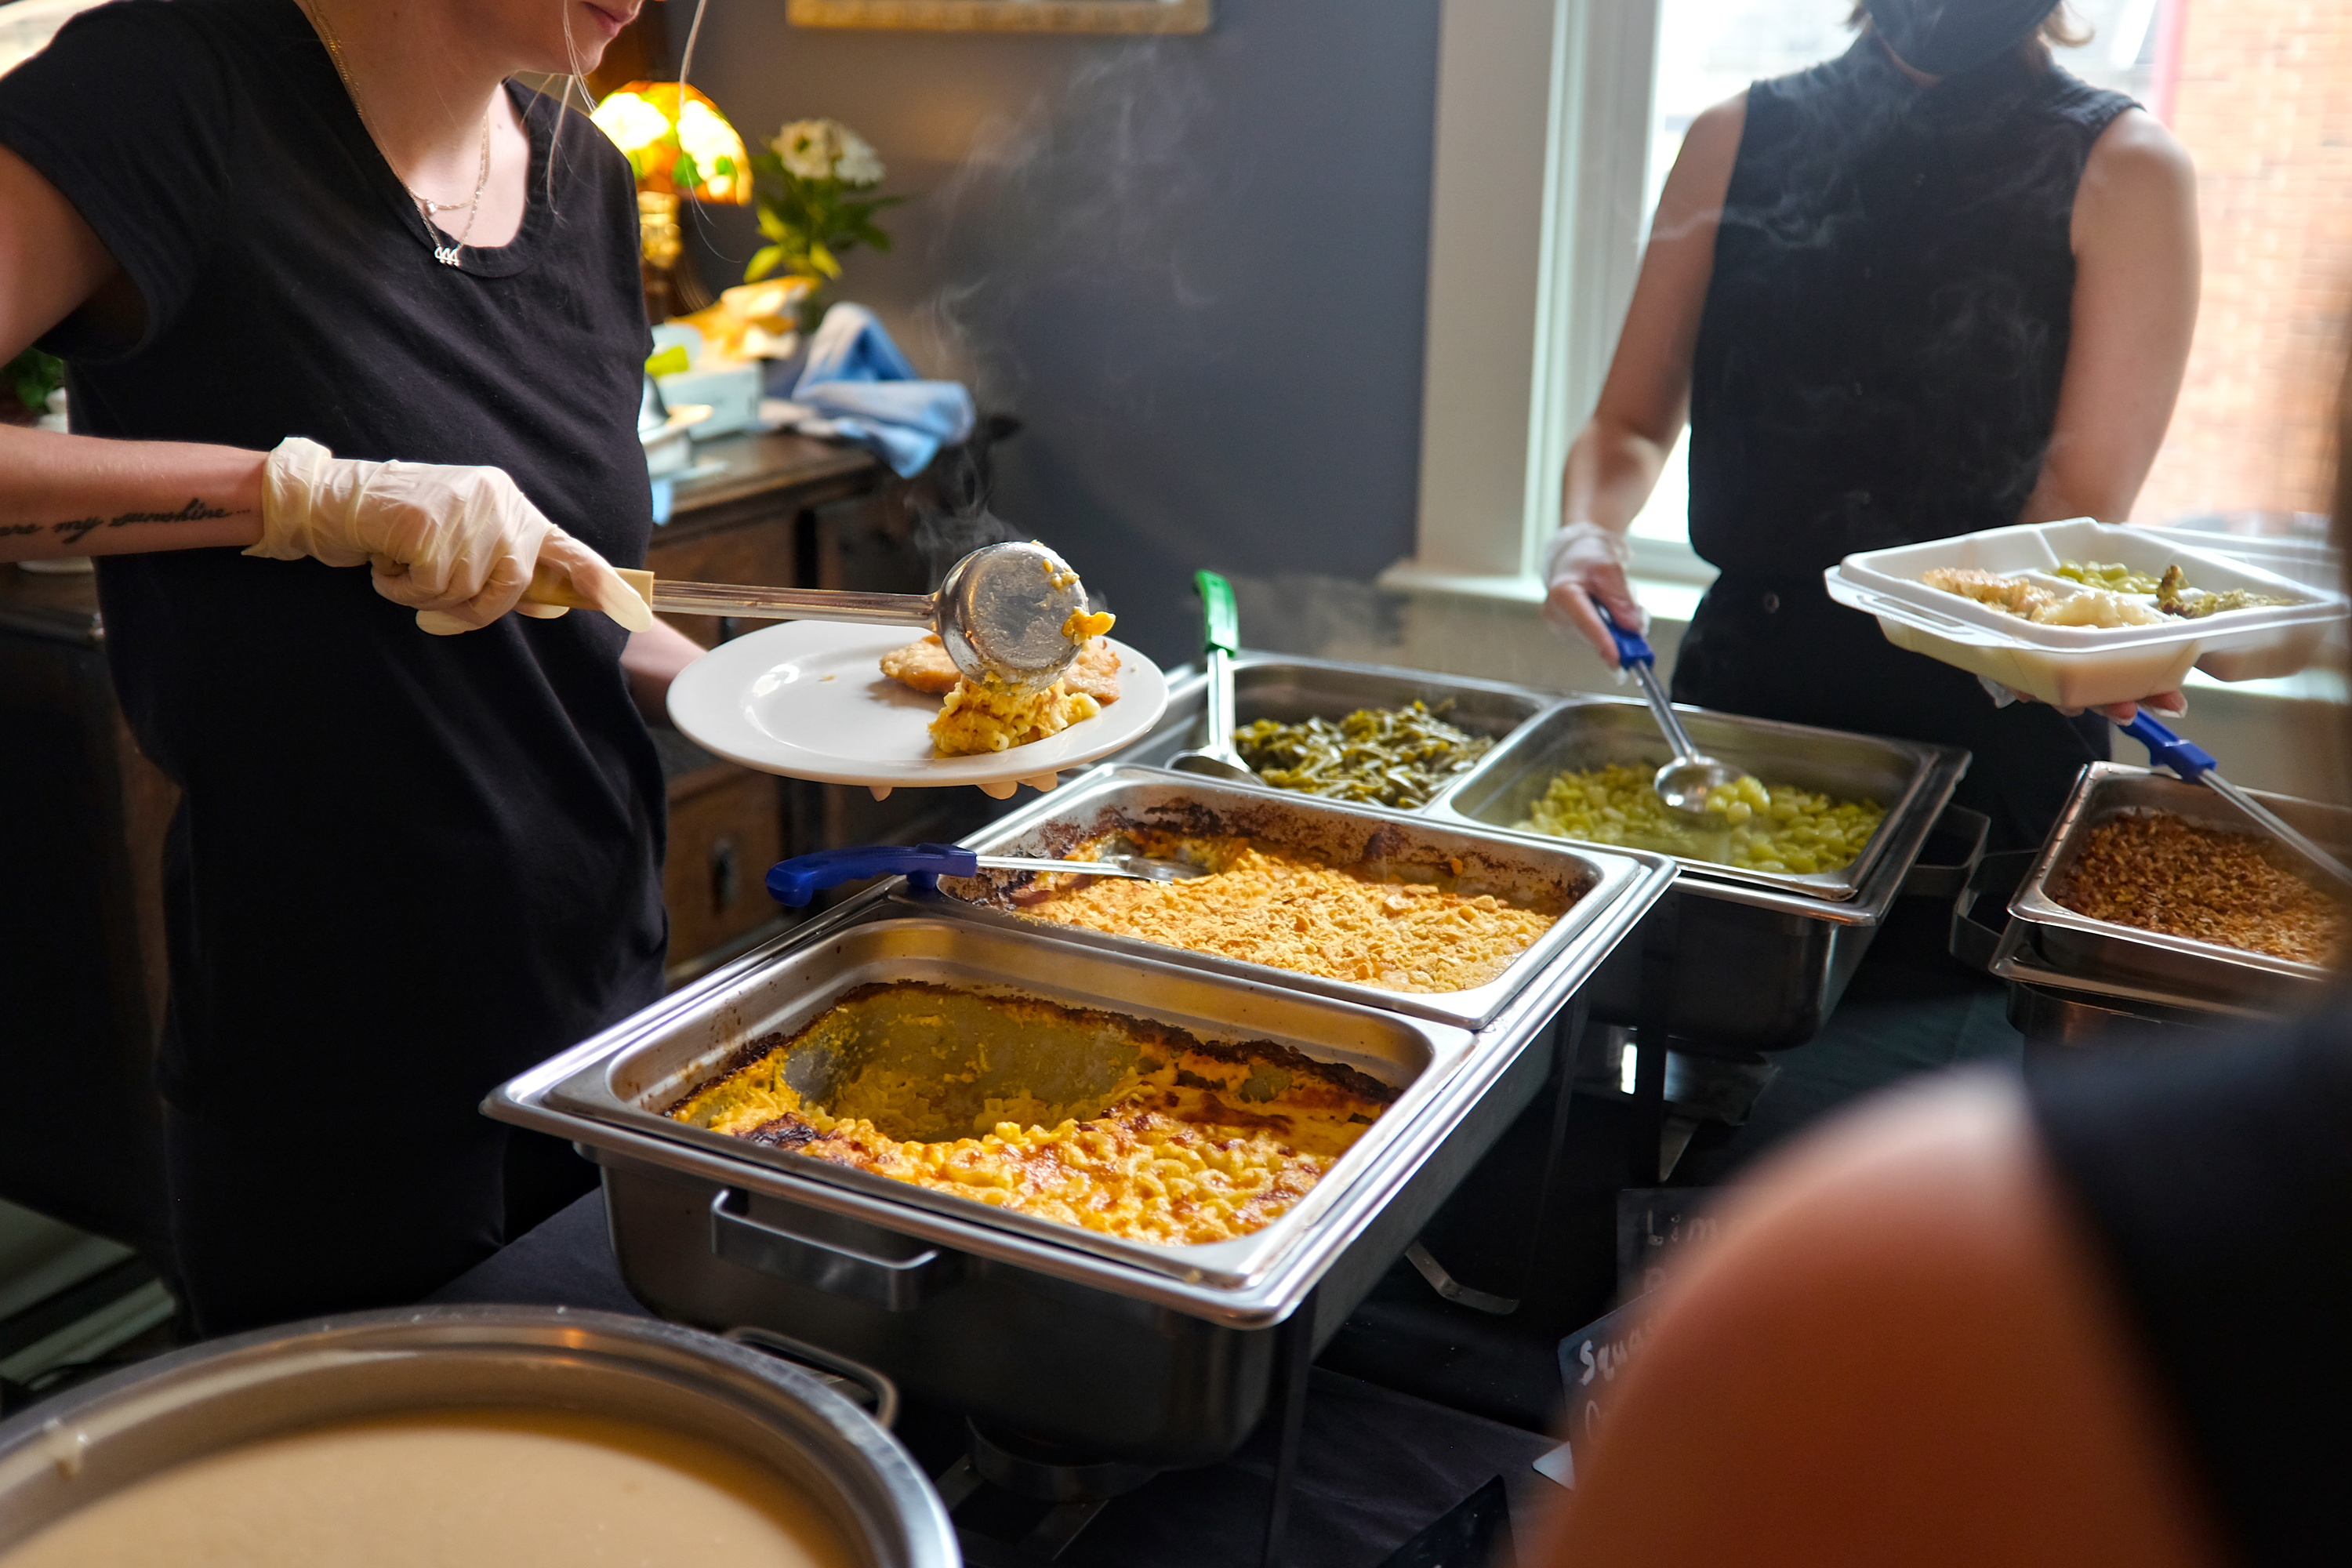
[428,1190,1566,1568]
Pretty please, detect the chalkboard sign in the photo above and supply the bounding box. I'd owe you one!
[1617,1186,1731,1300]
[1556,1290,1657,1459]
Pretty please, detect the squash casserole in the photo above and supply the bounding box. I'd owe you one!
[668,983,1395,1247]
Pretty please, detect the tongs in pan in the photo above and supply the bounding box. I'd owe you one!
[2117,713,2352,891]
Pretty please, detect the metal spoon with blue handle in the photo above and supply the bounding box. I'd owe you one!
[2115,712,2352,891]
[765,842,1208,907]
[1599,608,1743,817]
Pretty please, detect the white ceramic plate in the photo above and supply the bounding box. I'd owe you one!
[668,620,1169,795]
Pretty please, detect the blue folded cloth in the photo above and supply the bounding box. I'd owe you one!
[760,303,975,477]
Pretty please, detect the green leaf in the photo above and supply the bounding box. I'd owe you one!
[808,241,842,279]
[745,245,788,282]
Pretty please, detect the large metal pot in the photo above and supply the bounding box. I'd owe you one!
[0,1305,957,1568]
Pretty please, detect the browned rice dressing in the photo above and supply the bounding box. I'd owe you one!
[2053,811,2347,966]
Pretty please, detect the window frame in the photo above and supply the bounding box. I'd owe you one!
[1385,0,1723,599]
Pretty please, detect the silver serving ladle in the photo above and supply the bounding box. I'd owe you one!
[1601,608,1743,816]
[1170,568,1257,782]
[532,540,1099,695]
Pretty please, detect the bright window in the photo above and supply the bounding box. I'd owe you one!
[1621,0,2332,557]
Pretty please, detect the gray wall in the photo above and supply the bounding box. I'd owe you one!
[682,0,1443,662]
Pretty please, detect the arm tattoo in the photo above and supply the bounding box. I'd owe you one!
[4,498,250,543]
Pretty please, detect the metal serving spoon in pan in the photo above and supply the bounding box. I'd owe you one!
[528,540,1105,695]
[764,841,1209,907]
[1599,608,1744,817]
[2117,713,2352,891]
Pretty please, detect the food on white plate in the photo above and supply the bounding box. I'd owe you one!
[929,677,1101,756]
[878,631,1123,756]
[1920,567,2164,627]
[1062,635,1124,703]
[876,633,963,694]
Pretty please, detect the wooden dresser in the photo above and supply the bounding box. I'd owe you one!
[0,429,981,1252]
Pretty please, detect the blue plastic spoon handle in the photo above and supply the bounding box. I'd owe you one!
[2118,712,2216,782]
[2116,714,2352,891]
[765,842,979,906]
[1598,606,1654,670]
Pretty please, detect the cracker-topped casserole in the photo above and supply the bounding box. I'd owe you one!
[981,829,1566,993]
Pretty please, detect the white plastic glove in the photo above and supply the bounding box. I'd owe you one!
[1541,521,1648,667]
[249,436,654,637]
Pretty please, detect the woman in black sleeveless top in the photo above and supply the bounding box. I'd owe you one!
[1544,0,2198,851]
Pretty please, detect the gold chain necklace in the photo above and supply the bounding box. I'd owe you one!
[299,0,492,266]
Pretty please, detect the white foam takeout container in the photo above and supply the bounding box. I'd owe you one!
[1825,518,2347,709]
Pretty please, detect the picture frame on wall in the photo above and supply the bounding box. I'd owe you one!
[786,0,1210,33]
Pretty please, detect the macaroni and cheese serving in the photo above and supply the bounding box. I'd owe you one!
[668,983,1395,1247]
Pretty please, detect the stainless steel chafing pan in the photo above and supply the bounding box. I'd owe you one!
[908,764,1673,1029]
[539,916,1470,1291]
[1425,696,1969,1050]
[2008,761,2350,1009]
[1111,652,1559,789]
[1428,696,1951,902]
[490,863,1668,1470]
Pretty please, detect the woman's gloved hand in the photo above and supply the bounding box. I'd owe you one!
[249,436,654,637]
[1542,520,1649,667]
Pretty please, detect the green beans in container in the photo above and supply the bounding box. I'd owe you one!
[1518,764,1886,876]
[1232,701,1495,810]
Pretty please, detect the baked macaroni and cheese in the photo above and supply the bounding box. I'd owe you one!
[669,983,1395,1247]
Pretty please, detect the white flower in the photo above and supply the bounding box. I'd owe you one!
[833,127,884,187]
[772,118,843,180]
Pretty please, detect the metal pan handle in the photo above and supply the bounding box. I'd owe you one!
[1950,848,2040,974]
[1899,804,1991,900]
[710,1189,959,1313]
[722,1325,902,1428]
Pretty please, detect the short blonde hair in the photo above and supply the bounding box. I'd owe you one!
[1847,2,2092,52]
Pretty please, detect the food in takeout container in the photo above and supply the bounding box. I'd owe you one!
[1230,699,1495,809]
[665,980,1394,1247]
[1826,518,2347,708]
[1512,764,1886,876]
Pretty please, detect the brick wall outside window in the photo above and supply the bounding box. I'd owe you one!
[2135,0,2352,523]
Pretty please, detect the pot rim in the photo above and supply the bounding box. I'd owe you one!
[0,1303,959,1568]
